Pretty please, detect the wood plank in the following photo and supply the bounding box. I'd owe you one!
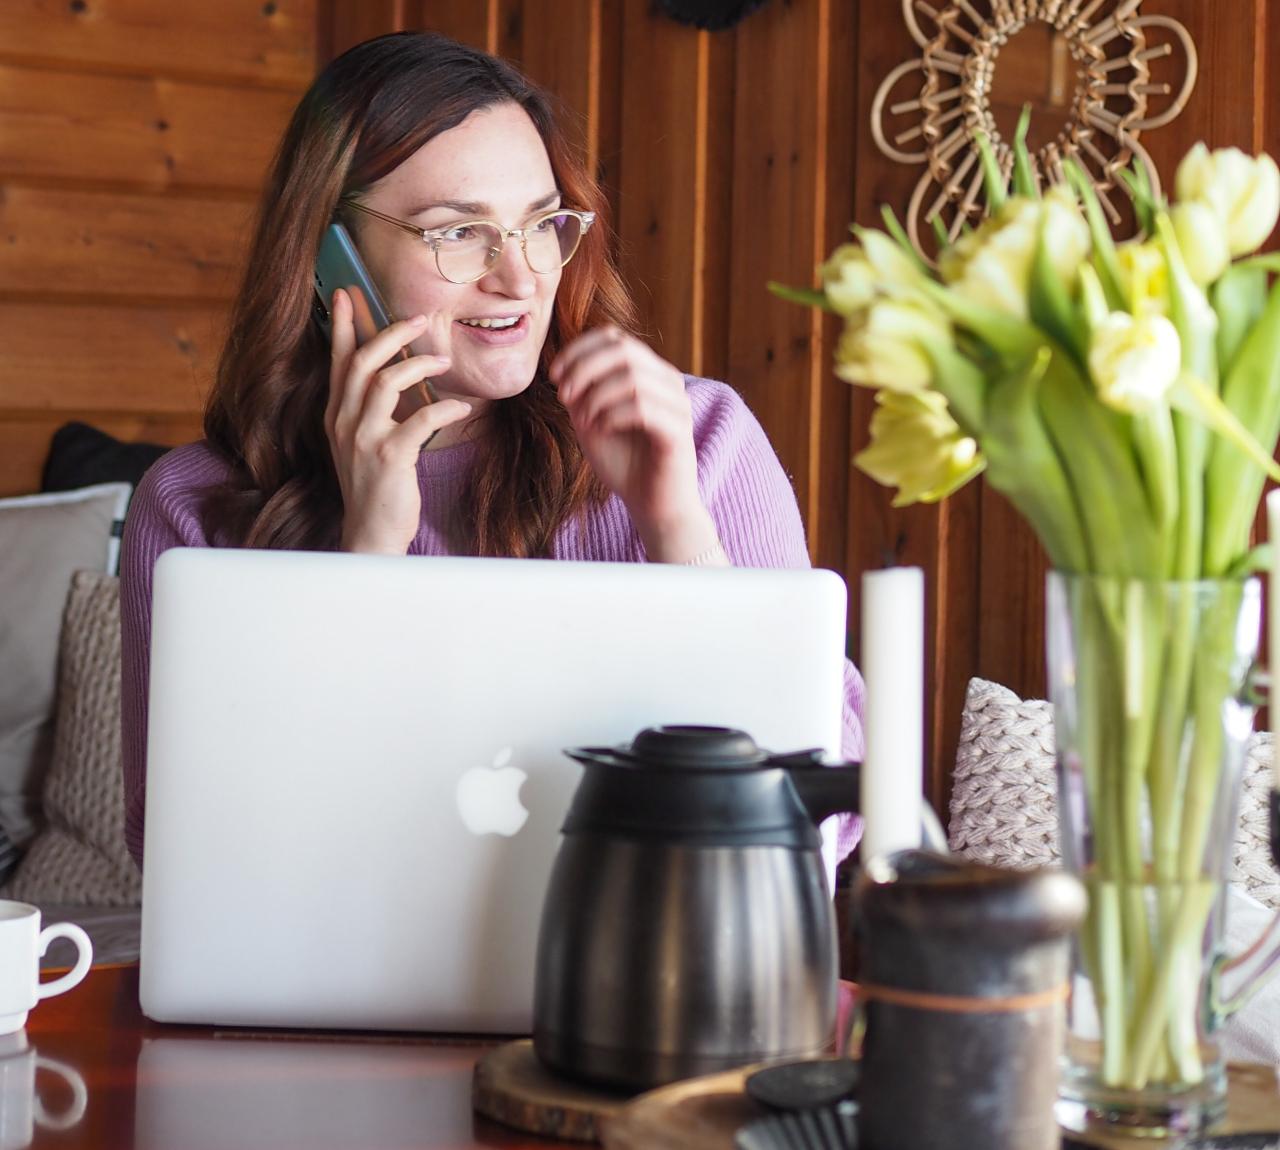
[0,0,317,89]
[616,1,703,372]
[726,0,821,499]
[0,412,204,499]
[329,0,405,58]
[414,0,499,52]
[0,303,223,414]
[0,65,296,192]
[846,0,959,811]
[517,0,600,175]
[0,186,252,300]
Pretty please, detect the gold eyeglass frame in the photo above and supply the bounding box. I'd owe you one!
[340,199,596,284]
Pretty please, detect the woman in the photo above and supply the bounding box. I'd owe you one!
[120,31,865,869]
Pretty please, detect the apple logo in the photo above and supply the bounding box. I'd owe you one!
[455,747,530,836]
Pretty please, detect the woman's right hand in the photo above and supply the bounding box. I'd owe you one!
[324,289,472,555]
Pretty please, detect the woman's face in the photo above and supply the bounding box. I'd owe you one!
[352,102,563,411]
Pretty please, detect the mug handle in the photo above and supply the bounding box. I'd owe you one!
[32,1055,88,1130]
[36,923,92,1000]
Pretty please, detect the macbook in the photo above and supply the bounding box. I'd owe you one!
[139,548,846,1032]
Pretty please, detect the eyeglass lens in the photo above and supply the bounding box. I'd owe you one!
[437,212,583,282]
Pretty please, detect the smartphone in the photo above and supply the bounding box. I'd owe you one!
[313,222,438,405]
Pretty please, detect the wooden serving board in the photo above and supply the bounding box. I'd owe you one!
[471,1040,634,1143]
[600,1062,1280,1150]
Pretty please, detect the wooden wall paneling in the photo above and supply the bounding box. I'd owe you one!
[513,1,601,176]
[0,304,223,416]
[411,1,500,52]
[616,1,706,374]
[0,0,317,89]
[0,66,293,193]
[847,0,981,812]
[0,187,252,301]
[0,413,205,499]
[727,0,844,559]
[329,0,407,58]
[811,0,855,580]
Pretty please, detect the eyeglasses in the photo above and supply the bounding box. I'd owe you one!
[341,199,596,285]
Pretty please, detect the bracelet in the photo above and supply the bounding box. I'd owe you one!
[683,540,729,567]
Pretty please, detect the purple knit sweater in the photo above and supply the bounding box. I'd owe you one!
[120,377,866,872]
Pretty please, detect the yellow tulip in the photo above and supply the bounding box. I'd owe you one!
[1087,312,1182,414]
[1168,201,1230,287]
[833,298,950,392]
[939,186,1089,319]
[854,389,984,506]
[1116,241,1171,315]
[820,230,923,317]
[1175,143,1280,257]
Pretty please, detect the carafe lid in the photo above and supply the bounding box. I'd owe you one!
[561,726,858,848]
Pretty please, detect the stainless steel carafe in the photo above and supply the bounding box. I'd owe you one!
[532,725,860,1091]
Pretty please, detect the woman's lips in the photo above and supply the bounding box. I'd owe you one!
[454,314,530,346]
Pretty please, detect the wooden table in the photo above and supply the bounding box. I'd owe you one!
[15,963,577,1149]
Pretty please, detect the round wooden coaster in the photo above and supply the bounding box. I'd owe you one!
[471,1039,634,1143]
[602,1061,1280,1150]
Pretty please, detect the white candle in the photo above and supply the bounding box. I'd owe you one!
[860,566,925,860]
[1269,490,1280,790]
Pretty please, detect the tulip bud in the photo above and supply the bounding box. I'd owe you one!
[1169,201,1231,286]
[1175,143,1280,257]
[1087,312,1182,414]
[833,299,950,391]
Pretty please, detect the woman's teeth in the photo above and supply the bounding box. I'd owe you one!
[459,317,519,329]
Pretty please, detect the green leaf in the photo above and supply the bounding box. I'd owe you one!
[981,347,1089,571]
[1224,542,1273,579]
[1064,159,1126,311]
[1028,212,1087,368]
[767,281,836,312]
[1118,165,1159,236]
[880,205,929,271]
[918,338,988,438]
[916,279,1041,367]
[1012,105,1040,199]
[1212,264,1267,381]
[1204,276,1280,573]
[974,131,1007,214]
[1170,372,1280,485]
[931,214,951,252]
[1235,253,1280,275]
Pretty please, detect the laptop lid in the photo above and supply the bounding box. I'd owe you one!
[139,549,846,1032]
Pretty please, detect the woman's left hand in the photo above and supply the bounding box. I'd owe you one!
[551,327,721,562]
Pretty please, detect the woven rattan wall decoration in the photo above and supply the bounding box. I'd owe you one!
[871,0,1196,259]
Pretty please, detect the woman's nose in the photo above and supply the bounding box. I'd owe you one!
[480,235,536,298]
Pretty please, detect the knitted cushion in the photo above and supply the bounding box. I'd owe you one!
[949,677,1280,910]
[0,571,140,906]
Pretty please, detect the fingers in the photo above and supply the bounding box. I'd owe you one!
[357,352,452,427]
[550,324,626,394]
[325,289,356,436]
[330,313,425,425]
[388,397,474,456]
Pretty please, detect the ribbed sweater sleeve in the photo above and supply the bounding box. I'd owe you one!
[119,444,228,867]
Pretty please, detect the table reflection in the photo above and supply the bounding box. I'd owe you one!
[0,1032,87,1150]
[133,1033,485,1150]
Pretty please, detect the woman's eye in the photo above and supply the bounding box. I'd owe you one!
[441,225,479,243]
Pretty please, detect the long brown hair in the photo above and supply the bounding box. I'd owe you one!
[203,32,638,555]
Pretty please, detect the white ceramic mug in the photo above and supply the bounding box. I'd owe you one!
[0,902,92,1035]
[0,1031,87,1150]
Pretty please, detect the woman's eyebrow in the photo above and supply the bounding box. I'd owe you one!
[406,191,562,217]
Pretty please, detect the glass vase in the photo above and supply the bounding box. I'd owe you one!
[1047,571,1280,1138]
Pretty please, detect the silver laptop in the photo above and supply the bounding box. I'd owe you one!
[139,548,846,1033]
